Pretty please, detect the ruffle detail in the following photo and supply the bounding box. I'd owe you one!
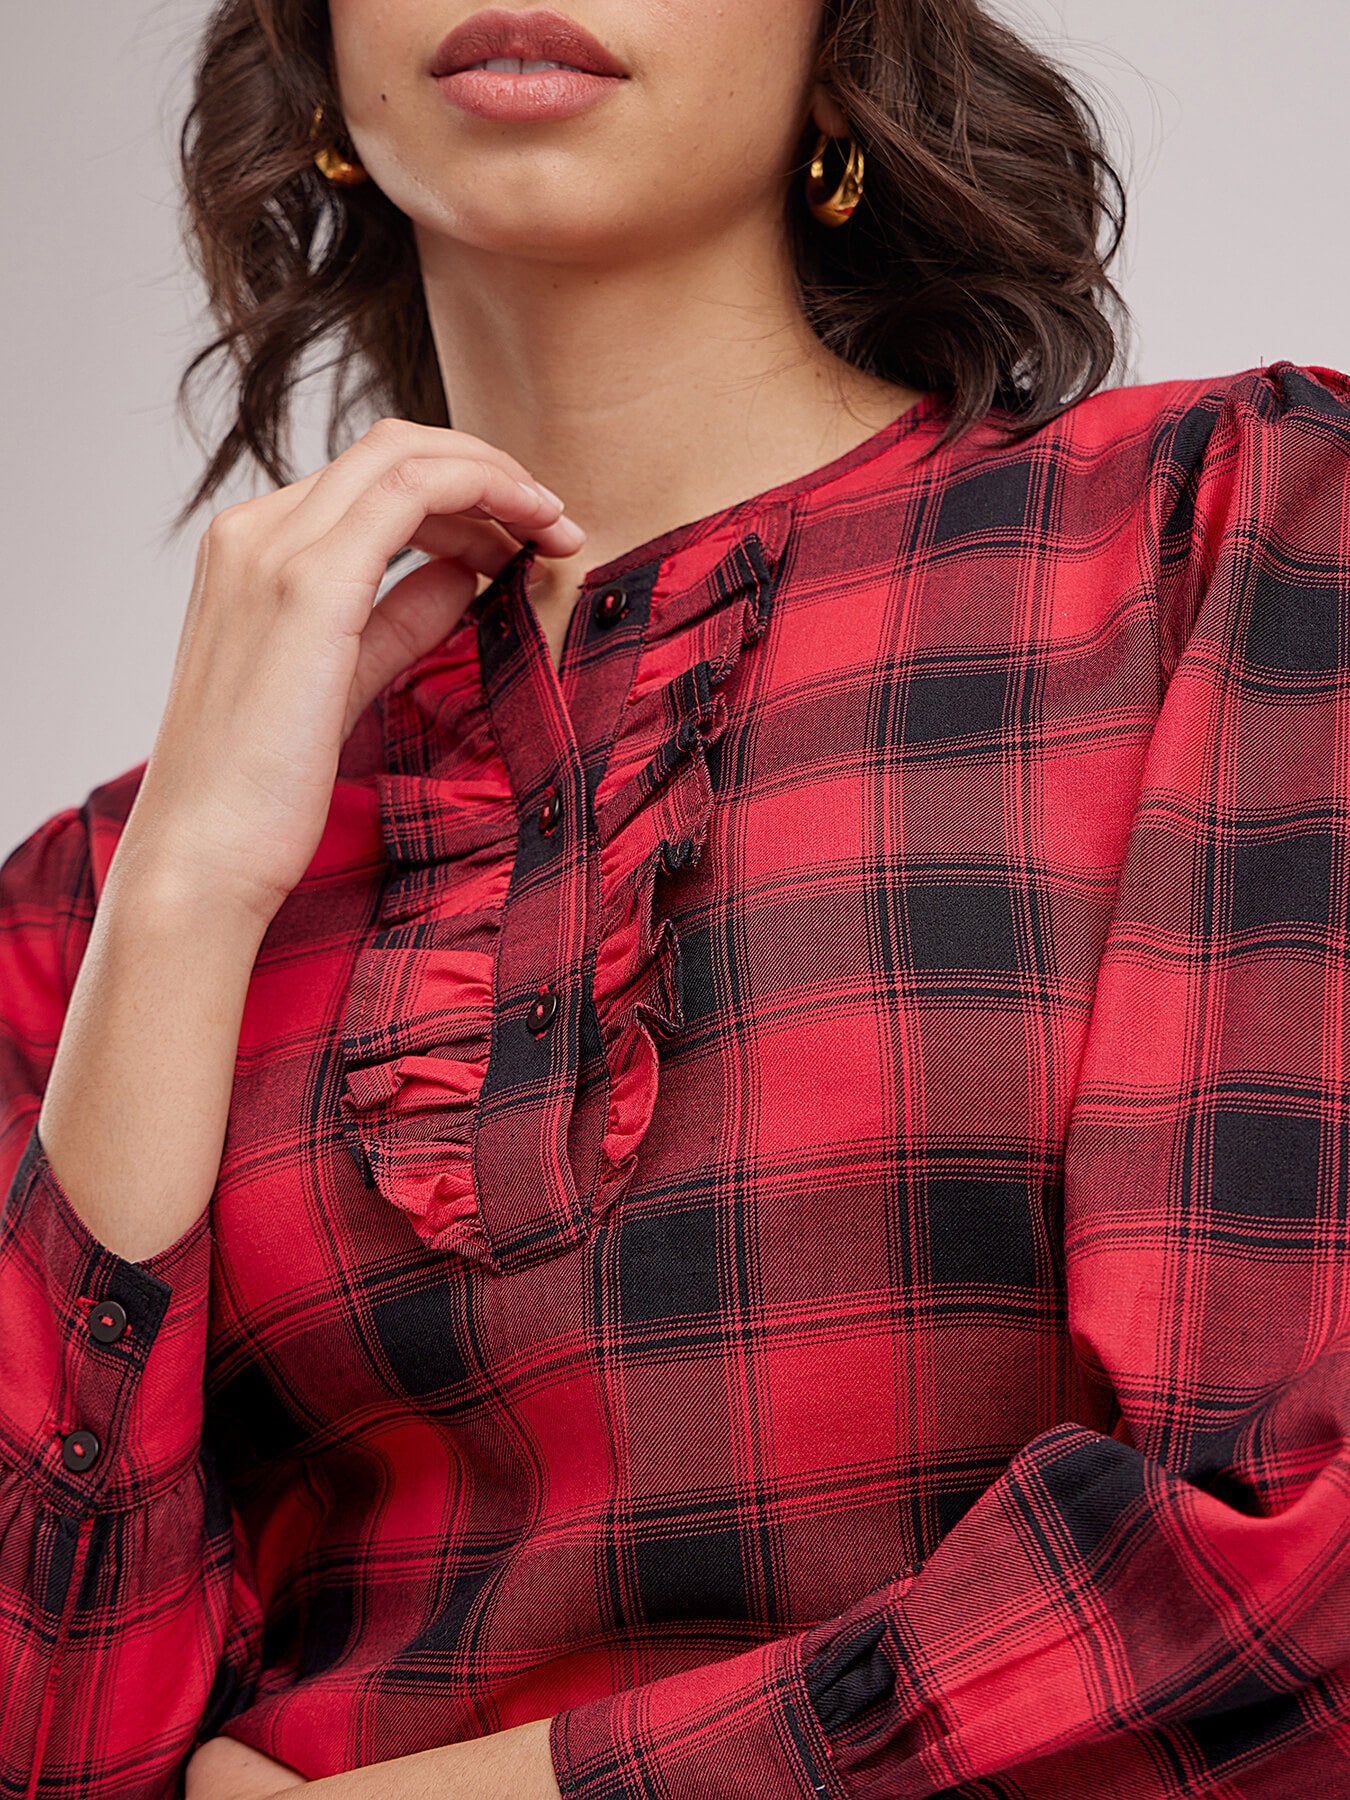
[336,911,500,1250]
[336,627,517,1258]
[592,849,685,1191]
[591,537,775,1205]
[336,532,778,1258]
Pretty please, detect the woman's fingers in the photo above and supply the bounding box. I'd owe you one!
[212,422,583,571]
[341,505,563,736]
[287,457,583,627]
[400,511,523,572]
[274,418,574,553]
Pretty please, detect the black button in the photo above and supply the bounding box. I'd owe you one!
[526,989,560,1036]
[594,589,630,629]
[538,792,562,837]
[61,1429,101,1472]
[88,1298,128,1345]
[676,719,700,752]
[662,837,695,874]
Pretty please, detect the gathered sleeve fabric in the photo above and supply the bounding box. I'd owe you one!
[548,367,1350,1797]
[0,797,262,1798]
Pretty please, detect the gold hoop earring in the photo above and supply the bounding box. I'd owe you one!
[805,130,864,227]
[310,104,368,186]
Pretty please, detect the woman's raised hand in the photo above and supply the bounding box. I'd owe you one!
[122,419,583,927]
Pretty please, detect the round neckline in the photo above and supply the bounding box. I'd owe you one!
[558,388,948,593]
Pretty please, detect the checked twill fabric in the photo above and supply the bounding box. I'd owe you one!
[2,362,1350,1797]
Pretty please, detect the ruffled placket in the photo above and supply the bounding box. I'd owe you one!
[335,507,791,1273]
[587,534,783,1208]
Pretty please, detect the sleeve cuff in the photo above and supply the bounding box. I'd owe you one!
[0,1122,213,1507]
[549,1630,851,1800]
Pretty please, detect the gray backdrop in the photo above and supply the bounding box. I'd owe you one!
[4,0,1347,855]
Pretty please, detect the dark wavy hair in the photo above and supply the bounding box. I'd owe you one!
[168,0,1128,535]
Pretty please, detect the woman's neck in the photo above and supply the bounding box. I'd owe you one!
[413,213,921,664]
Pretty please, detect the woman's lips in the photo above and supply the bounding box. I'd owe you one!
[433,65,623,123]
[430,8,627,120]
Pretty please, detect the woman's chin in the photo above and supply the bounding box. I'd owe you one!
[410,198,648,268]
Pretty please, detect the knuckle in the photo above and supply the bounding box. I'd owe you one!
[441,430,498,466]
[365,415,412,449]
[464,458,506,496]
[376,458,425,501]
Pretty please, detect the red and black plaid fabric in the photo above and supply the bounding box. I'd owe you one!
[3,362,1349,1798]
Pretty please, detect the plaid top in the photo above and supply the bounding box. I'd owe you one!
[3,361,1349,1800]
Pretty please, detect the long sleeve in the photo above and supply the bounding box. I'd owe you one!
[548,365,1350,1798]
[0,798,263,1798]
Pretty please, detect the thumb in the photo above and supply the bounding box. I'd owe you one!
[344,555,480,738]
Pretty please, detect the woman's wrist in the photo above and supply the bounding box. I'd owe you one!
[103,834,284,941]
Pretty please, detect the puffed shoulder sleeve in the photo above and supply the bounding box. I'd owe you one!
[548,364,1350,1799]
[0,795,263,1797]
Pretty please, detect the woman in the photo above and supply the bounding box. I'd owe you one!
[1,0,1347,1793]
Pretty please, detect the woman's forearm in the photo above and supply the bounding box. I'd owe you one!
[185,1719,562,1800]
[36,857,270,1264]
[298,1719,560,1800]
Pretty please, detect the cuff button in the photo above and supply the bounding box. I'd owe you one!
[61,1429,101,1472]
[88,1299,129,1345]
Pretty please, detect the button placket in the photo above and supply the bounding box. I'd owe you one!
[462,554,665,1268]
[471,563,598,1268]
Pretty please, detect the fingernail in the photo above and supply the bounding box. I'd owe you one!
[536,484,565,510]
